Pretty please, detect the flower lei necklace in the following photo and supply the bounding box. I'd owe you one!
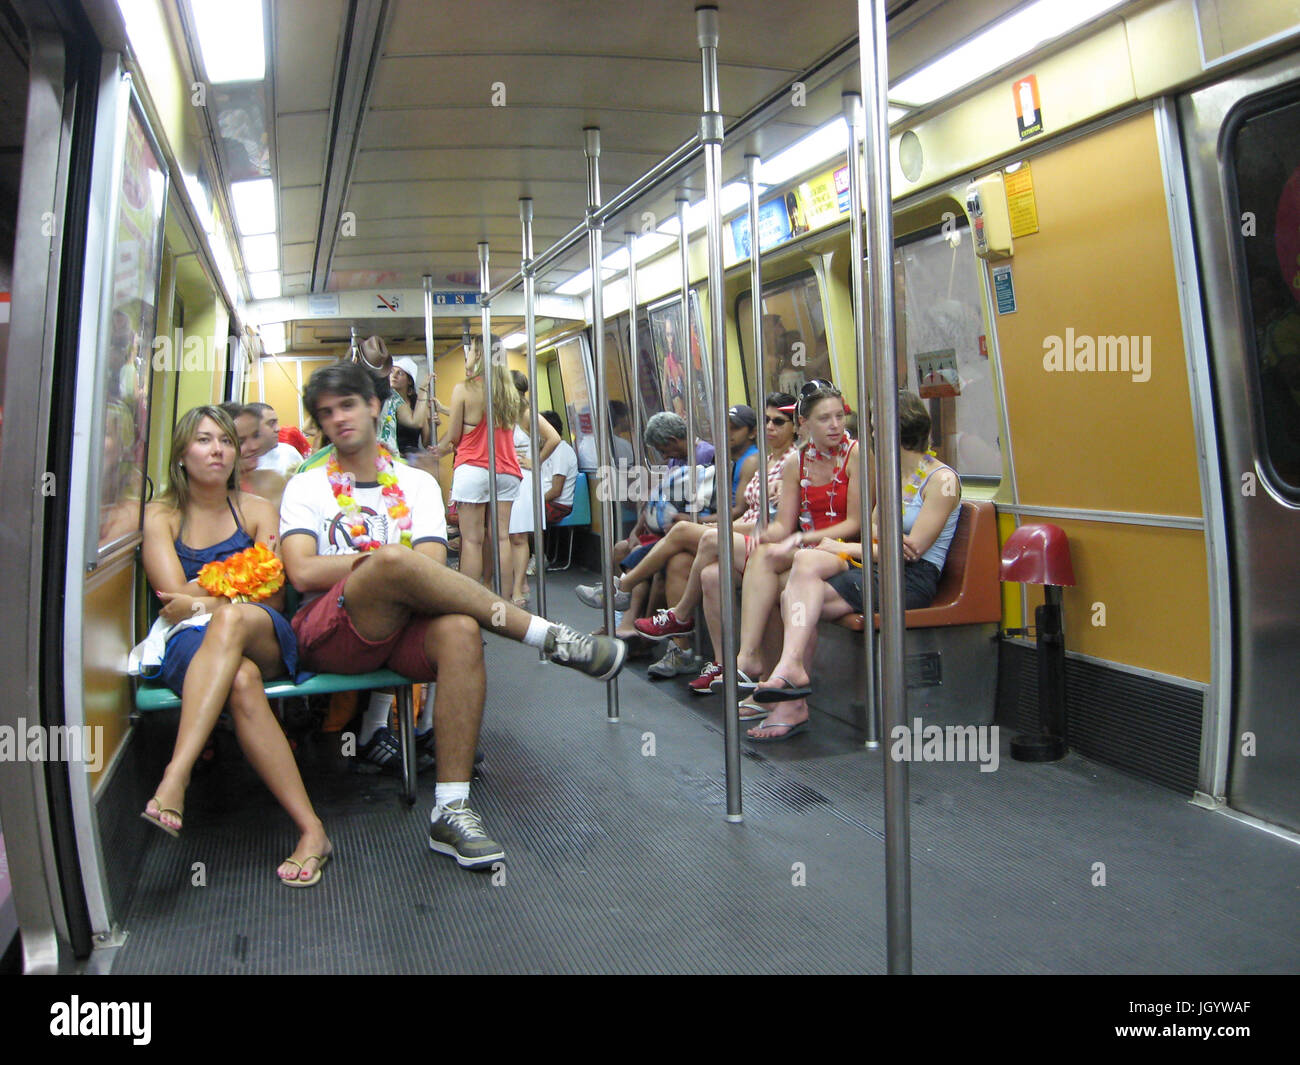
[799,431,853,528]
[328,445,413,550]
[901,450,939,513]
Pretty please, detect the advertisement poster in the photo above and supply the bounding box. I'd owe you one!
[96,90,168,558]
[795,164,851,231]
[729,195,793,258]
[648,293,713,448]
[916,348,961,398]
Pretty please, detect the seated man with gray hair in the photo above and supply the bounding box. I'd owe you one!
[601,411,715,677]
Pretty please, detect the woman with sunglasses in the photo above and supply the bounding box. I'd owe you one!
[746,390,961,740]
[629,395,799,691]
[729,381,863,706]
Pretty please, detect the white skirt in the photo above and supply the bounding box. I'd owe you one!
[509,472,548,533]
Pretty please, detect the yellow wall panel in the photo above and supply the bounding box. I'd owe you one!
[82,560,137,792]
[1020,519,1209,683]
[994,112,1202,518]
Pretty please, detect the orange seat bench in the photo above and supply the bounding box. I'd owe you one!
[835,499,1001,631]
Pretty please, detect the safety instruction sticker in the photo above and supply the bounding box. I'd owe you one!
[1004,162,1040,237]
[992,265,1016,315]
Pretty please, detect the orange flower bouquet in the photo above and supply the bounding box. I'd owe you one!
[197,542,285,603]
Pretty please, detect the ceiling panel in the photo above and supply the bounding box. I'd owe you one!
[280,185,322,244]
[276,112,329,187]
[273,0,347,113]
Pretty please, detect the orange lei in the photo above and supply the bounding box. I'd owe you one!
[197,542,285,603]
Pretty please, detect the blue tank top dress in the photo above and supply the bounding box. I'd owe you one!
[150,500,307,696]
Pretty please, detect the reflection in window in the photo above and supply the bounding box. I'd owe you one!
[895,223,1001,479]
[736,272,829,400]
[1232,95,1300,495]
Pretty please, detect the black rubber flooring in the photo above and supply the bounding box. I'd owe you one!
[111,572,1300,974]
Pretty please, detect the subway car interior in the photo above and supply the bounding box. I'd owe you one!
[0,0,1297,976]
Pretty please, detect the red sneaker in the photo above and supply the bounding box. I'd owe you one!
[634,608,695,640]
[688,661,722,694]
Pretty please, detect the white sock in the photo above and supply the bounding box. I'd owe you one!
[417,685,433,733]
[434,782,470,810]
[359,692,394,744]
[523,615,552,648]
[613,610,624,629]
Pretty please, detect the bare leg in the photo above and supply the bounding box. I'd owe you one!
[665,551,695,656]
[488,501,513,590]
[458,501,486,583]
[620,521,708,590]
[147,604,286,831]
[420,614,486,783]
[735,543,796,679]
[616,581,650,639]
[751,554,853,737]
[341,545,554,645]
[509,532,530,602]
[225,658,330,882]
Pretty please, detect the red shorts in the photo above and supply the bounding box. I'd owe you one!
[545,500,573,524]
[292,576,440,681]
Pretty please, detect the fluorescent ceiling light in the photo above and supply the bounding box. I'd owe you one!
[190,0,266,83]
[632,232,676,261]
[116,0,171,69]
[759,118,848,187]
[502,332,527,349]
[890,0,1127,107]
[230,178,276,236]
[242,233,279,272]
[260,321,286,355]
[602,247,629,272]
[248,271,281,300]
[557,270,592,296]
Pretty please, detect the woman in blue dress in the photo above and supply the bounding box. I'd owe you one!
[139,406,331,886]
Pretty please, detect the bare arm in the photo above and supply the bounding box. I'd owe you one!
[142,503,235,619]
[730,453,759,521]
[761,452,801,543]
[902,467,961,561]
[414,539,448,566]
[281,531,360,594]
[432,383,468,454]
[536,416,560,464]
[544,473,564,503]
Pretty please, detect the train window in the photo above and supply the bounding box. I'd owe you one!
[735,271,830,399]
[647,292,715,444]
[607,310,663,444]
[551,334,598,468]
[1229,93,1300,497]
[895,223,1001,480]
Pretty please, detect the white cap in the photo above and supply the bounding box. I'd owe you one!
[392,356,421,383]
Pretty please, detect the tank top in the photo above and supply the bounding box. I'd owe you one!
[174,499,252,580]
[798,438,856,532]
[455,418,522,478]
[731,444,758,499]
[903,461,960,571]
[740,449,789,526]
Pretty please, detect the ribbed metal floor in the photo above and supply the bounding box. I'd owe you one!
[110,573,1300,974]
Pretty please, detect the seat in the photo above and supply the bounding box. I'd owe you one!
[547,471,590,570]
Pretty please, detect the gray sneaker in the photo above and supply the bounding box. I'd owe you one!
[428,800,504,869]
[574,581,632,612]
[647,643,700,679]
[545,624,628,681]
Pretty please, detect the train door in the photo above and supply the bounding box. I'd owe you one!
[1182,52,1300,833]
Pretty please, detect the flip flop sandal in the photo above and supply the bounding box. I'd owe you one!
[280,852,331,888]
[735,670,760,690]
[753,675,813,703]
[738,700,770,721]
[747,719,810,743]
[141,798,182,839]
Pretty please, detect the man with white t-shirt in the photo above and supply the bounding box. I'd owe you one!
[248,402,304,477]
[539,410,578,523]
[280,362,625,870]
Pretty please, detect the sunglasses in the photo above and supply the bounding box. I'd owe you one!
[765,415,791,426]
[799,379,840,398]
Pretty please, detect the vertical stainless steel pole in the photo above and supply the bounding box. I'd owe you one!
[843,91,880,751]
[521,198,547,642]
[585,126,620,721]
[625,229,646,474]
[744,154,770,528]
[860,0,911,974]
[479,241,503,596]
[697,5,742,821]
[676,195,699,515]
[422,274,437,447]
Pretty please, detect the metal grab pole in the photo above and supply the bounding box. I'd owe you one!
[479,241,503,596]
[521,198,547,644]
[625,230,646,474]
[859,0,911,974]
[422,275,437,445]
[676,196,699,519]
[843,91,879,751]
[744,154,770,529]
[697,5,742,822]
[585,127,620,721]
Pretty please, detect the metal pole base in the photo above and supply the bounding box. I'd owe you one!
[724,814,744,824]
[1010,734,1067,762]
